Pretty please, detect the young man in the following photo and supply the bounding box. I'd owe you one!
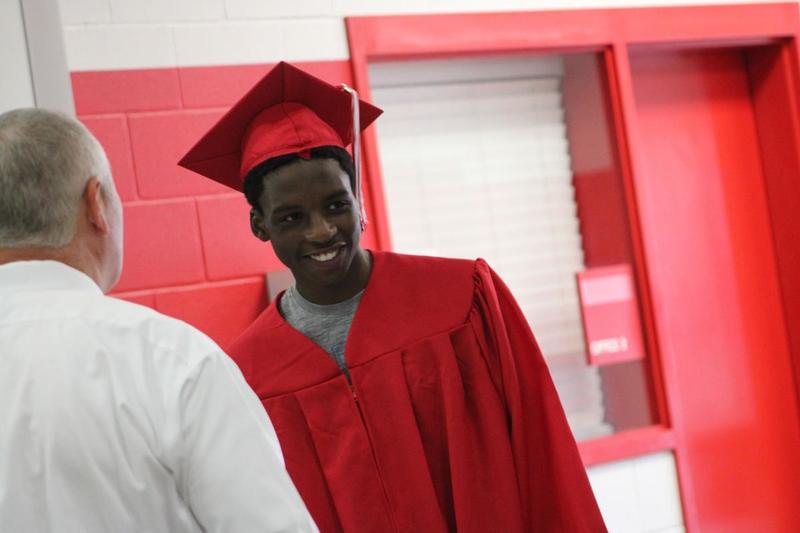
[180,62,606,532]
[0,108,316,533]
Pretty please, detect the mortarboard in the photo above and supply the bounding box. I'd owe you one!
[178,61,383,222]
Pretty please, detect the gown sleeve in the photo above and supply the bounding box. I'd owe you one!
[472,259,607,532]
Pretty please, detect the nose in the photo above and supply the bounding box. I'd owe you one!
[305,212,336,243]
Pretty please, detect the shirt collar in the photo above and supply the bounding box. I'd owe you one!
[0,260,103,295]
[286,285,365,315]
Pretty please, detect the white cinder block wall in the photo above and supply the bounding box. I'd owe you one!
[59,0,781,71]
[55,1,785,531]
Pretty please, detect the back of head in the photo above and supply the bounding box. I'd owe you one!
[0,108,110,248]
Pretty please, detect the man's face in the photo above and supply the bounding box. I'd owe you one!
[251,157,366,303]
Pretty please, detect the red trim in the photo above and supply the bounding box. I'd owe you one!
[346,44,392,251]
[347,5,798,60]
[780,40,800,413]
[605,43,700,529]
[747,40,800,416]
[602,44,670,431]
[579,426,675,467]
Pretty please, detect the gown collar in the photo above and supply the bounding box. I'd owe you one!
[242,250,474,396]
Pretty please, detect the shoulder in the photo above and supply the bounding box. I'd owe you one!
[375,250,477,288]
[82,294,223,364]
[367,251,482,330]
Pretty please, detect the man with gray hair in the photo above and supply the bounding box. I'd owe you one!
[0,108,317,533]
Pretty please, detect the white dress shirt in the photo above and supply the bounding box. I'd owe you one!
[0,260,317,533]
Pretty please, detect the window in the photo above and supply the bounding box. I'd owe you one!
[370,54,653,440]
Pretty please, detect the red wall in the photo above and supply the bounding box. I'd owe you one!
[73,60,373,349]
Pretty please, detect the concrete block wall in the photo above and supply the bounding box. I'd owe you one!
[72,60,370,349]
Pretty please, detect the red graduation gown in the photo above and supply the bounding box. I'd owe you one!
[230,251,606,532]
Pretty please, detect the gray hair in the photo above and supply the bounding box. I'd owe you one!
[0,108,111,248]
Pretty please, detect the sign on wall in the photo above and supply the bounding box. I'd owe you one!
[577,264,645,365]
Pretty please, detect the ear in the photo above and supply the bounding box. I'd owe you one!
[250,208,270,242]
[84,177,110,235]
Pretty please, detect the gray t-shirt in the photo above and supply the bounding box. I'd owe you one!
[278,285,363,378]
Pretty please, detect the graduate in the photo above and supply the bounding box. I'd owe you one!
[179,62,606,533]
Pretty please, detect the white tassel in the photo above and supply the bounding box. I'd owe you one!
[340,83,367,229]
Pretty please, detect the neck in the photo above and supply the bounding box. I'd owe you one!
[0,241,105,291]
[0,246,68,265]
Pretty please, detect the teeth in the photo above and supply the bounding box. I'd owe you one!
[309,248,341,262]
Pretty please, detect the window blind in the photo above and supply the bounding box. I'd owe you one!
[370,56,612,440]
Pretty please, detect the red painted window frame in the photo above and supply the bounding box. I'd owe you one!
[346,5,800,530]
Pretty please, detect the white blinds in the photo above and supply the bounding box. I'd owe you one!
[370,56,612,440]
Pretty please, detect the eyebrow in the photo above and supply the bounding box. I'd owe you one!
[269,188,350,214]
[270,204,302,216]
[325,190,350,200]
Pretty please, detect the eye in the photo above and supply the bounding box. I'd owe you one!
[278,212,302,225]
[327,200,351,211]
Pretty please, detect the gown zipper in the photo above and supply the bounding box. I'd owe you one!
[346,375,400,532]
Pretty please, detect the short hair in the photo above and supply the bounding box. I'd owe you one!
[0,108,111,248]
[243,145,355,212]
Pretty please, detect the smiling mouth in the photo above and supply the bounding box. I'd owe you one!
[307,245,345,263]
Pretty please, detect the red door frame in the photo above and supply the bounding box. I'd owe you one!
[346,4,800,531]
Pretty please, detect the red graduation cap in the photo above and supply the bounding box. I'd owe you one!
[178,61,383,193]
